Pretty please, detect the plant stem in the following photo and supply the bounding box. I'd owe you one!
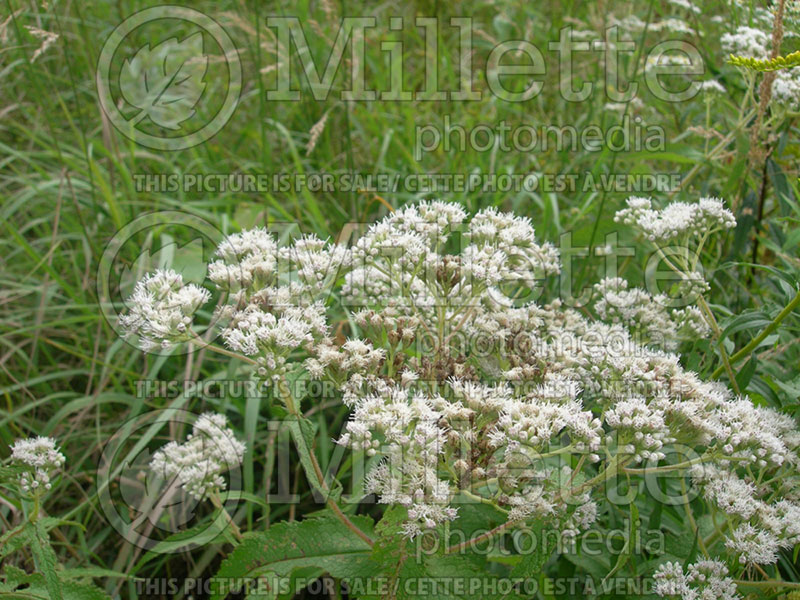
[445,520,516,554]
[209,492,243,542]
[460,489,509,513]
[680,477,710,559]
[711,288,800,379]
[280,378,374,547]
[188,336,260,366]
[695,295,741,395]
[735,580,800,590]
[31,493,40,524]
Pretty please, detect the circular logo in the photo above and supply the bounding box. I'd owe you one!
[96,5,241,150]
[96,210,232,356]
[96,409,243,552]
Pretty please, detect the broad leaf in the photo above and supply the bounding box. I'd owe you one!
[210,513,375,600]
[0,565,109,600]
[30,520,62,600]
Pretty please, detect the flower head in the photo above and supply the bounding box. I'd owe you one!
[11,436,65,494]
[150,413,245,500]
[118,269,210,351]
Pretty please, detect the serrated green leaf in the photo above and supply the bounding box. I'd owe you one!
[30,520,62,600]
[509,520,555,579]
[1,565,110,600]
[210,512,375,600]
[364,506,521,600]
[0,521,33,560]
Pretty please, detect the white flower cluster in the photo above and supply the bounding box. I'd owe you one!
[305,338,385,385]
[221,301,328,380]
[344,201,559,311]
[121,228,351,384]
[337,385,457,537]
[150,413,245,500]
[614,196,736,243]
[773,68,800,112]
[322,203,800,542]
[667,0,700,14]
[725,522,781,565]
[278,234,350,293]
[654,560,740,600]
[594,277,710,350]
[645,51,694,72]
[121,202,800,562]
[466,207,561,282]
[614,14,696,35]
[10,436,65,494]
[700,80,727,95]
[720,22,800,111]
[721,26,769,58]
[208,228,278,292]
[605,395,671,463]
[689,414,800,566]
[118,269,210,351]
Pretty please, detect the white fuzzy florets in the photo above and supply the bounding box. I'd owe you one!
[11,436,65,494]
[615,197,736,243]
[208,228,278,290]
[118,269,210,351]
[654,560,740,600]
[150,413,245,500]
[120,201,800,563]
[721,26,769,58]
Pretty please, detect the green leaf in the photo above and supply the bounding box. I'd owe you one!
[720,311,773,342]
[1,565,110,600]
[509,520,555,579]
[735,355,758,391]
[364,506,521,600]
[30,520,62,600]
[284,416,343,503]
[0,521,33,560]
[210,512,375,600]
[0,464,24,481]
[602,501,638,584]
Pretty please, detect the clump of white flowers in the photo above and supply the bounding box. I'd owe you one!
[615,196,736,244]
[721,26,769,58]
[773,68,800,112]
[118,269,210,351]
[208,227,278,292]
[594,277,709,350]
[11,436,65,494]
[150,413,245,500]
[654,560,740,600]
[121,199,800,589]
[700,80,727,95]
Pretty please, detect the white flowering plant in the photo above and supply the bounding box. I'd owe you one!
[4,0,800,598]
[83,199,800,598]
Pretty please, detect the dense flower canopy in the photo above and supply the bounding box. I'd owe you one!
[116,200,800,595]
